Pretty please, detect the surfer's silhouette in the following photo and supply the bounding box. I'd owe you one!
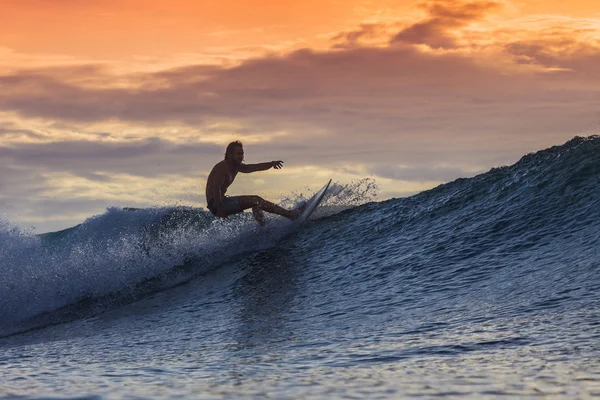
[205,141,304,225]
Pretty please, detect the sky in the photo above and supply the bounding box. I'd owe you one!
[0,0,599,232]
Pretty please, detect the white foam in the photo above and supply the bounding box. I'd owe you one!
[0,207,294,327]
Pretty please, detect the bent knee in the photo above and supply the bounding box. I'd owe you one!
[251,195,265,204]
[252,205,264,214]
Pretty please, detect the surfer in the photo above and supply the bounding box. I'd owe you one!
[205,141,303,225]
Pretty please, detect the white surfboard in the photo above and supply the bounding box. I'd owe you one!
[296,179,332,223]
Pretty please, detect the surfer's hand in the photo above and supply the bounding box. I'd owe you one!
[271,160,284,169]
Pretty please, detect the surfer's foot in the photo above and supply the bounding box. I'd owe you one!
[254,215,266,226]
[288,204,306,221]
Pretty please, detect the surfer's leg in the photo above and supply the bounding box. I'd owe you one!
[237,195,300,220]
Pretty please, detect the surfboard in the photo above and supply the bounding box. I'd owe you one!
[296,179,332,223]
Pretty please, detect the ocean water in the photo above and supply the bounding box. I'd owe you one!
[1,136,599,399]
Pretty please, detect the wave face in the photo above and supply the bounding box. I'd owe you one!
[1,136,599,338]
[0,207,295,334]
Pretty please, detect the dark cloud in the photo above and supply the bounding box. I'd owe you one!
[424,0,500,20]
[0,164,47,196]
[0,36,598,145]
[505,39,600,76]
[391,0,501,48]
[332,24,380,49]
[0,126,45,139]
[0,138,222,178]
[0,38,597,141]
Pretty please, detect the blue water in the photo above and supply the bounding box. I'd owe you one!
[1,136,599,399]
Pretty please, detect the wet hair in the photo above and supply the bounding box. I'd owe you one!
[225,141,243,160]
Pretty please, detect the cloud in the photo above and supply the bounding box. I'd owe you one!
[331,24,383,49]
[0,124,45,140]
[0,138,222,178]
[391,0,502,48]
[1,1,600,232]
[0,29,598,186]
[0,146,211,233]
[1,1,597,137]
[368,164,484,182]
[1,43,596,135]
[505,38,600,75]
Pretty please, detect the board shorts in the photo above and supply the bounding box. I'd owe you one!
[207,196,242,216]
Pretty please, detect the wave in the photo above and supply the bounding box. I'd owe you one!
[0,179,374,336]
[1,136,599,337]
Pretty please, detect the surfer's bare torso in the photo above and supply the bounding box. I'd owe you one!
[205,160,238,203]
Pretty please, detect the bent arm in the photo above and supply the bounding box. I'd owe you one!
[239,161,283,173]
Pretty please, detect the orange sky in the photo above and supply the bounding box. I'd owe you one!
[1,0,599,59]
[2,0,361,57]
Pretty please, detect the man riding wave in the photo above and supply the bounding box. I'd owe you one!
[205,141,304,226]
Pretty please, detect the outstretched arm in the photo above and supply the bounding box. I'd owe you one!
[239,161,283,173]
